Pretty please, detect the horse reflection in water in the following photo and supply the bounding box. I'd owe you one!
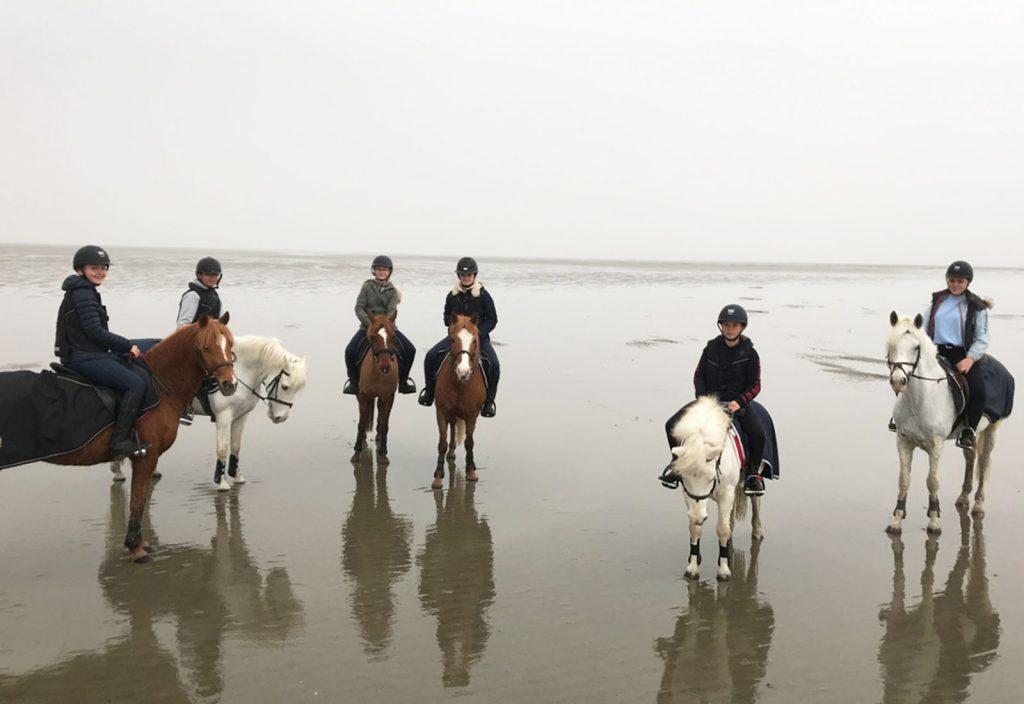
[654,541,774,703]
[0,486,304,704]
[878,509,1000,703]
[418,470,495,687]
[341,455,413,658]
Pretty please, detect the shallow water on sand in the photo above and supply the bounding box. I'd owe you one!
[1,246,1023,703]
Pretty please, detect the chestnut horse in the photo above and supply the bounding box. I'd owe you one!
[50,314,237,561]
[351,313,400,463]
[431,315,486,490]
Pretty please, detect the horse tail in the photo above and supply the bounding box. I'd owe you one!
[363,403,375,433]
[455,419,466,448]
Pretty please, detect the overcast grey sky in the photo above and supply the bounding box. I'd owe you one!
[1,2,1022,265]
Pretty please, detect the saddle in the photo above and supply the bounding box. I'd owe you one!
[0,365,159,470]
[935,354,1015,436]
[729,401,781,480]
[935,355,969,420]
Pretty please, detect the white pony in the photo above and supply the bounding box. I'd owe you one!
[885,312,1000,533]
[666,396,763,581]
[111,336,308,490]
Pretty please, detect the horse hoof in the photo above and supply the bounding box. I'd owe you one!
[233,475,246,485]
[217,481,231,492]
[142,544,156,554]
[971,508,985,519]
[926,525,942,535]
[684,570,699,581]
[885,524,902,535]
[112,473,126,483]
[377,455,390,466]
[752,532,764,541]
[431,478,444,490]
[717,572,733,582]
[466,469,478,482]
[954,498,969,509]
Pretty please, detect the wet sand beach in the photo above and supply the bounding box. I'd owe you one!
[1,246,1023,703]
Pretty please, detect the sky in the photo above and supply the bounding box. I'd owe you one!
[1,1,1022,265]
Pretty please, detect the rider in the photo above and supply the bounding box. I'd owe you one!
[921,260,989,450]
[659,304,767,496]
[176,256,225,424]
[343,255,417,395]
[54,245,152,459]
[417,256,500,418]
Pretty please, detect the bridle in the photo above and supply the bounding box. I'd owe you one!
[238,367,295,408]
[886,342,947,386]
[680,452,723,502]
[199,349,235,377]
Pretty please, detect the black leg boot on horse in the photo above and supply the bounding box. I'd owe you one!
[110,390,149,459]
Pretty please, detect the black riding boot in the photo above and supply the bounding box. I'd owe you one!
[418,379,435,407]
[481,377,498,418]
[110,391,148,459]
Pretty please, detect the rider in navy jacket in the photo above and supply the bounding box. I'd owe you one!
[660,304,767,496]
[418,257,500,417]
[55,246,155,458]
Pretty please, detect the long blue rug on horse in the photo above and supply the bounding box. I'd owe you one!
[980,355,1014,422]
[0,369,157,470]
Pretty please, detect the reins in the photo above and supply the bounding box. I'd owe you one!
[886,345,948,385]
[236,368,294,408]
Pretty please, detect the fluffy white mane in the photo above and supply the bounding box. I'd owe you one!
[669,396,731,472]
[233,335,308,387]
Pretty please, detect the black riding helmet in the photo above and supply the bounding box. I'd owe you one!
[73,245,111,271]
[372,255,394,270]
[455,257,478,275]
[717,304,749,327]
[196,256,222,275]
[946,260,974,282]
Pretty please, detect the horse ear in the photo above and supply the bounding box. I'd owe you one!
[198,313,210,327]
[219,311,230,325]
[913,313,923,329]
[889,311,898,327]
[469,313,479,326]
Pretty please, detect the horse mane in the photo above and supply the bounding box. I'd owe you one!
[886,315,936,357]
[234,335,307,387]
[670,396,731,472]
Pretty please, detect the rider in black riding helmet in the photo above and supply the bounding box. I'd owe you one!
[660,304,767,496]
[343,255,417,395]
[418,257,500,418]
[176,256,226,425]
[55,246,156,459]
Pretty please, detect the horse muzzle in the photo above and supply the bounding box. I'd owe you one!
[219,378,238,396]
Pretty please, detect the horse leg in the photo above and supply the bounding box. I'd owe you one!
[352,396,371,462]
[972,423,998,518]
[955,441,974,510]
[214,412,233,491]
[716,493,736,581]
[446,422,457,460]
[751,495,763,541]
[375,394,394,465]
[125,454,158,562]
[228,413,249,484]
[925,443,942,534]
[886,437,915,534]
[110,457,126,482]
[464,417,478,482]
[685,509,702,580]
[432,412,447,490]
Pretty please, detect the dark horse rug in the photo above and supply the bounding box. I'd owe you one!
[0,367,158,470]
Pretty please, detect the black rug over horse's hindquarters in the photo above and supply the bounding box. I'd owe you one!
[0,368,159,470]
[733,401,781,480]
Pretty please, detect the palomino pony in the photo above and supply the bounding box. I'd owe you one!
[111,335,307,490]
[665,396,763,581]
[885,312,1003,534]
[351,313,400,463]
[25,314,235,561]
[431,314,486,490]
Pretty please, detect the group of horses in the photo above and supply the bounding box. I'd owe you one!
[2,308,1008,571]
[351,312,488,490]
[664,310,1010,581]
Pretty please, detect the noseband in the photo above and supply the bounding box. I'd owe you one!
[239,368,295,408]
[199,350,236,377]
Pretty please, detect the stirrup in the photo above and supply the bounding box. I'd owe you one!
[481,401,496,418]
[888,417,897,433]
[743,474,765,496]
[418,388,434,406]
[955,427,976,449]
[343,379,358,395]
[399,378,417,394]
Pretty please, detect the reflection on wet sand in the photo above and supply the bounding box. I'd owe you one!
[654,542,774,703]
[878,509,1000,703]
[0,486,304,704]
[341,457,413,659]
[418,470,495,688]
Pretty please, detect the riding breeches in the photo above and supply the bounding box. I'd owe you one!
[346,329,416,382]
[63,355,149,396]
[937,345,986,429]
